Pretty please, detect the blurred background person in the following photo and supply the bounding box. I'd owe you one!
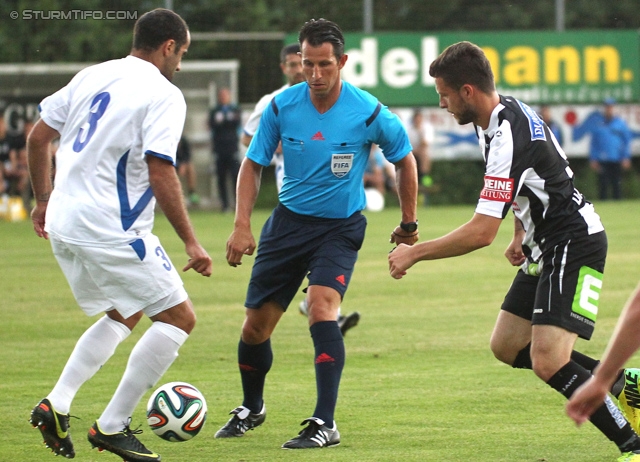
[208,87,241,212]
[176,135,200,207]
[405,109,433,205]
[0,114,30,200]
[540,105,564,147]
[577,98,632,200]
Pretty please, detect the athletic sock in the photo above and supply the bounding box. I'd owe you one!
[547,361,640,451]
[238,338,272,414]
[310,321,345,425]
[513,343,600,371]
[97,322,188,434]
[48,316,131,414]
[513,343,624,395]
[570,350,600,372]
[512,343,533,369]
[612,370,627,399]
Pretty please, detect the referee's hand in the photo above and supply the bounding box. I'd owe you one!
[226,226,256,267]
[389,225,419,246]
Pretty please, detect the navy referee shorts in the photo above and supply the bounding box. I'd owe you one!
[245,203,367,311]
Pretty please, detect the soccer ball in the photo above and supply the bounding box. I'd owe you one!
[146,382,207,442]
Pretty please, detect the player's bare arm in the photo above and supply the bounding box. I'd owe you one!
[505,216,526,266]
[226,157,261,267]
[147,154,212,276]
[389,152,419,246]
[26,119,59,239]
[389,213,502,279]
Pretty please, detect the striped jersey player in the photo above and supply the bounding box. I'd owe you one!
[389,41,640,462]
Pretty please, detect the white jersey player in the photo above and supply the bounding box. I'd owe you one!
[41,55,186,248]
[241,43,305,192]
[27,9,211,462]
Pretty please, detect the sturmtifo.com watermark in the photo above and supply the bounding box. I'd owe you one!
[10,10,138,20]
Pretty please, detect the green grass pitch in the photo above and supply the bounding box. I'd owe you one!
[2,201,639,461]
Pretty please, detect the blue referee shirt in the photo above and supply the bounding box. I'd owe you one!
[246,81,412,218]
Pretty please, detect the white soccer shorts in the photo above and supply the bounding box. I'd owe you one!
[50,233,188,319]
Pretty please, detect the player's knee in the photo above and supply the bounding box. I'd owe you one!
[241,320,271,344]
[530,354,564,382]
[490,343,512,365]
[489,333,514,366]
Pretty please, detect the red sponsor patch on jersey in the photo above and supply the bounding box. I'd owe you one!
[480,176,514,202]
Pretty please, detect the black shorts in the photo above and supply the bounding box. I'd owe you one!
[501,231,607,340]
[245,204,367,311]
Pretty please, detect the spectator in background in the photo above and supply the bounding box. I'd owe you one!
[540,105,564,146]
[0,114,12,195]
[176,135,200,207]
[580,98,632,200]
[209,87,241,212]
[0,114,30,199]
[405,109,434,205]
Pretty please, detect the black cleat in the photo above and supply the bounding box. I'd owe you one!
[30,398,75,459]
[214,404,266,438]
[282,417,340,449]
[87,420,160,462]
[338,311,360,336]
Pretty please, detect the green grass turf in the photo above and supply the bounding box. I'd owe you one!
[2,201,639,461]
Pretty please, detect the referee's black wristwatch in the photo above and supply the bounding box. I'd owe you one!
[400,221,418,233]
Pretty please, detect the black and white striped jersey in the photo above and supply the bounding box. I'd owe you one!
[474,95,604,256]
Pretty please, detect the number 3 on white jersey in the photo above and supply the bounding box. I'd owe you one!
[73,92,110,152]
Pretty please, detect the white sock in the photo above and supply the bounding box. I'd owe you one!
[97,322,188,434]
[48,316,130,414]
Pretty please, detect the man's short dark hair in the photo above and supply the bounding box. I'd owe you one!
[132,8,189,54]
[429,41,495,94]
[280,43,300,63]
[298,19,344,60]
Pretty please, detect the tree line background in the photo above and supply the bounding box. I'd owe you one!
[1,0,639,103]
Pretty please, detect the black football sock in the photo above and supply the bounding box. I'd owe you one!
[311,321,344,426]
[611,370,627,399]
[547,361,640,452]
[514,343,625,396]
[238,338,272,413]
[570,350,600,372]
[513,343,600,371]
[512,343,533,369]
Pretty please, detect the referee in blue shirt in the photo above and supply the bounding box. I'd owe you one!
[217,18,418,449]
